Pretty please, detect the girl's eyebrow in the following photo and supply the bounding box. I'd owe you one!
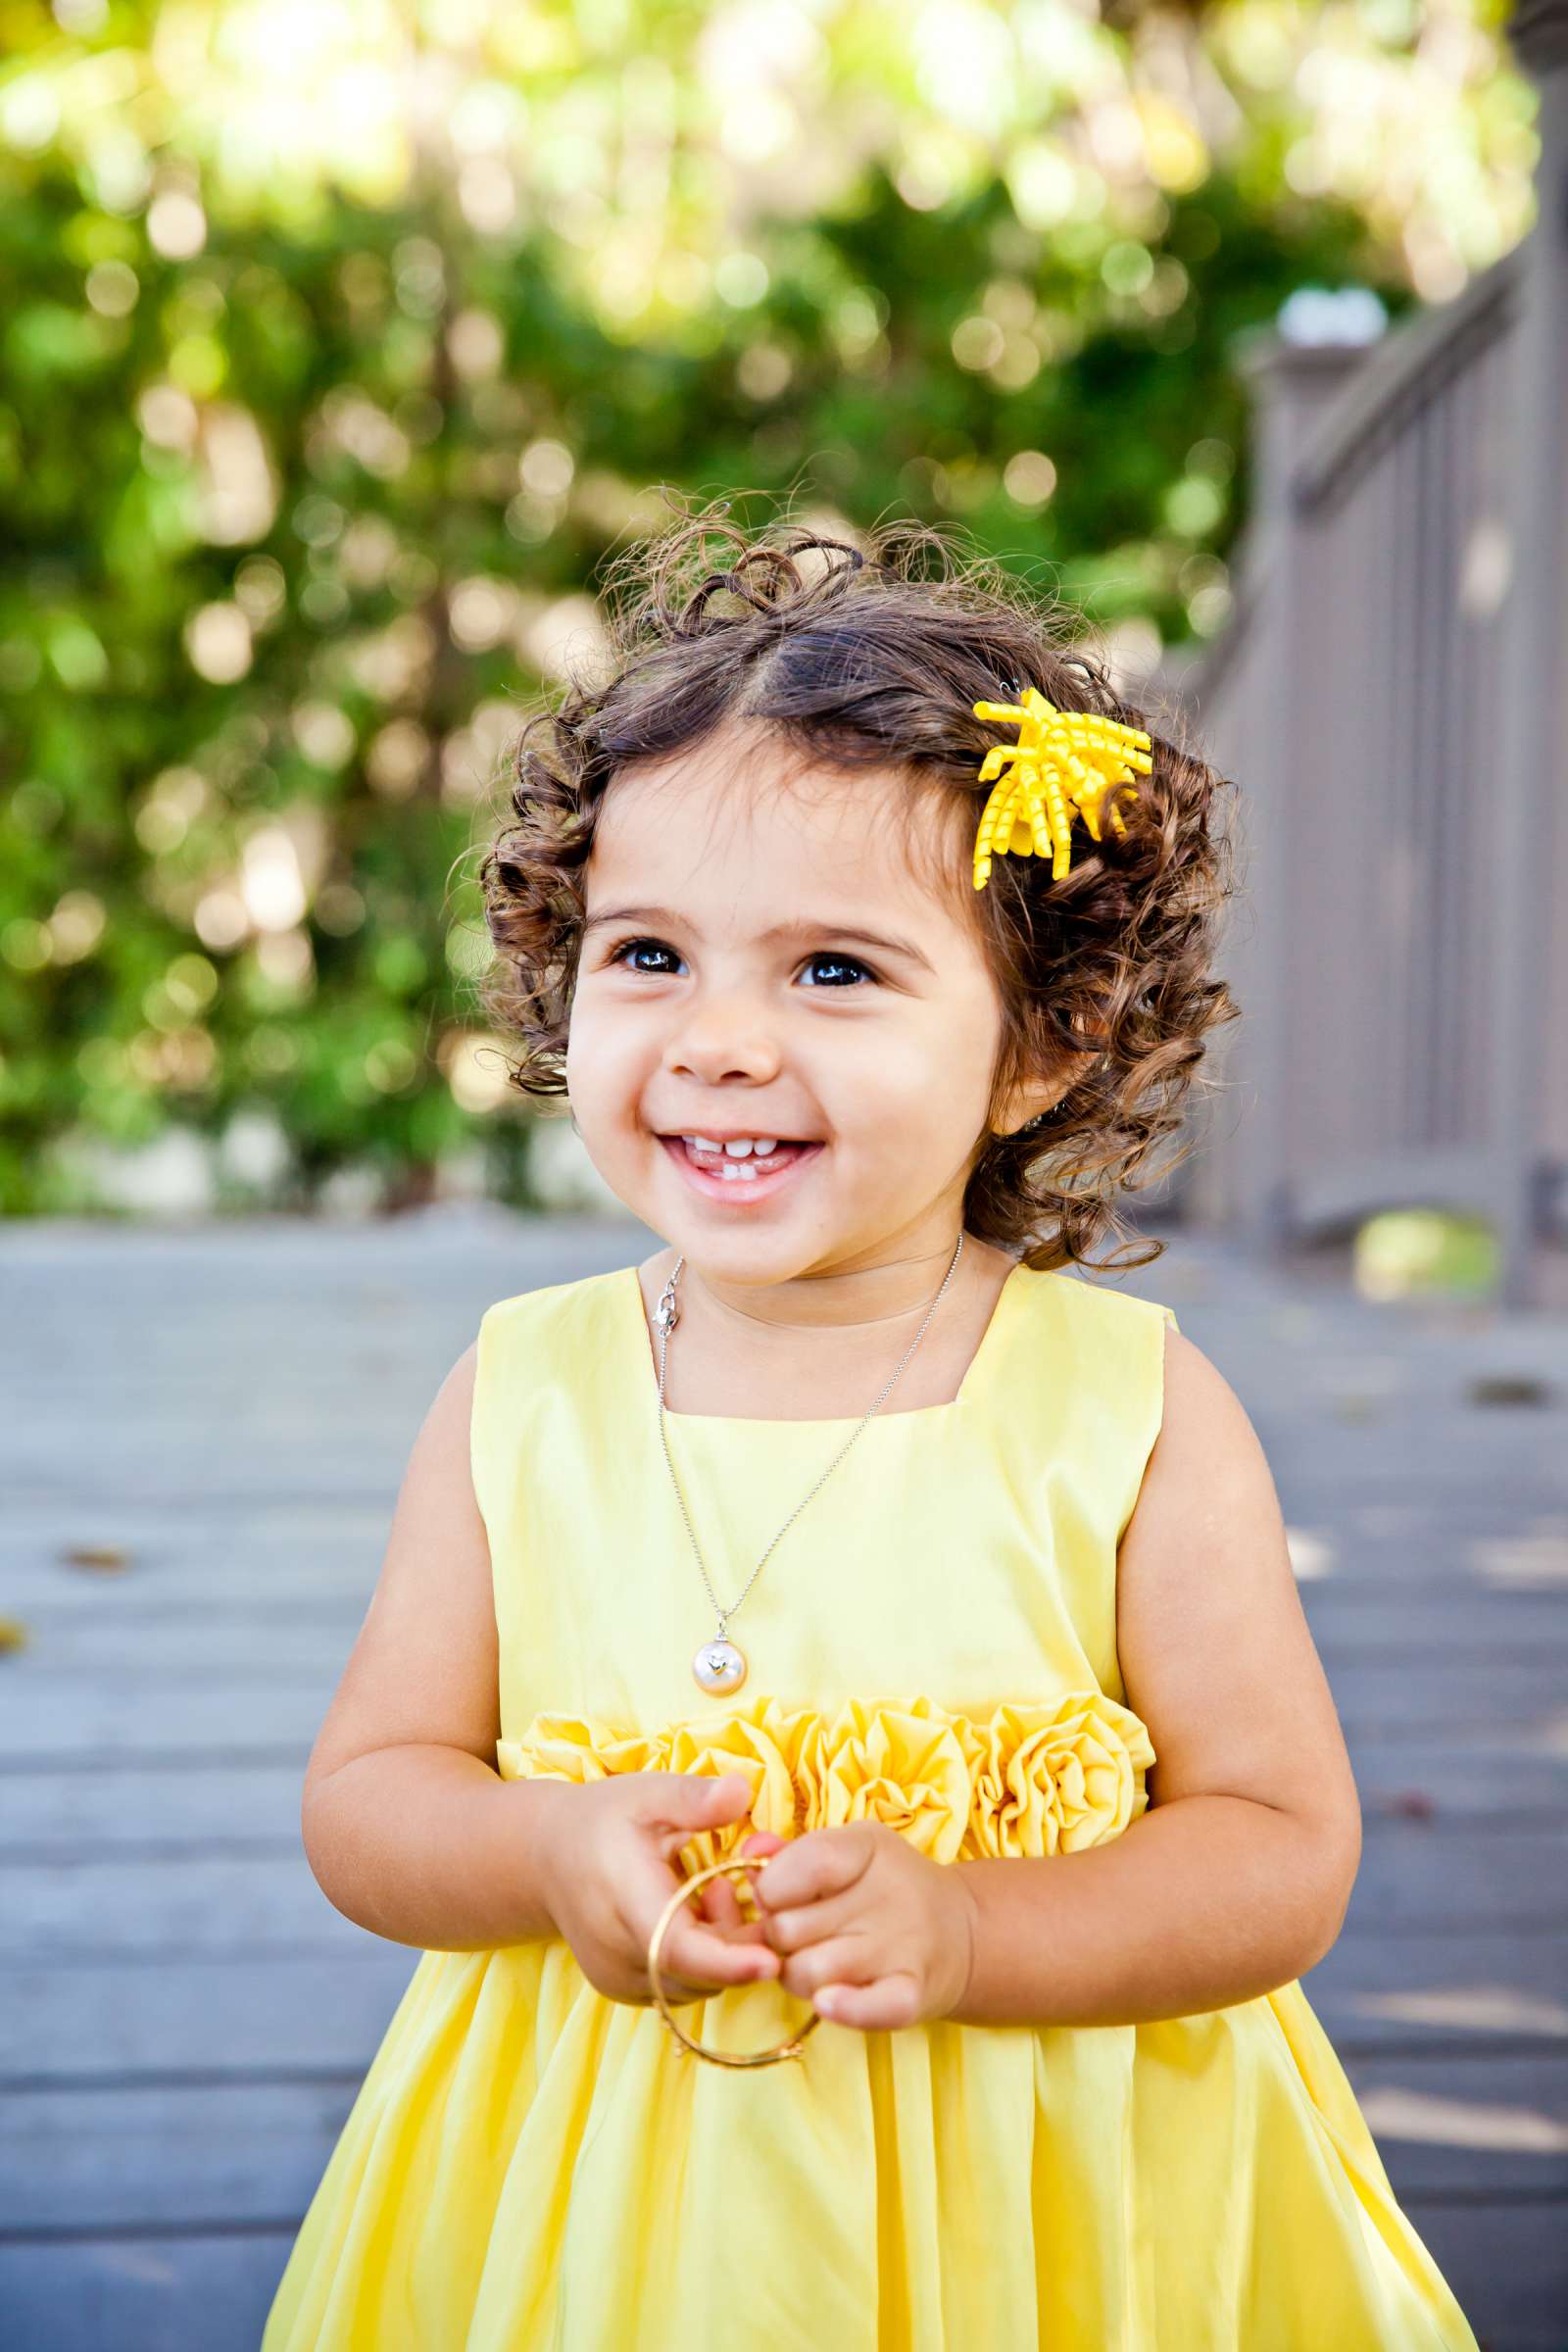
[582,904,936,974]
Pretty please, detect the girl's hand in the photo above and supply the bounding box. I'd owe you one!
[535,1771,784,2010]
[745,1821,979,2031]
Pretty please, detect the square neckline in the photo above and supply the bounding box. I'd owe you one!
[620,1255,1029,1430]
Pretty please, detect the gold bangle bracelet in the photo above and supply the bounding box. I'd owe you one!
[647,1852,824,2068]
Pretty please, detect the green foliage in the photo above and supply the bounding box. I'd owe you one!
[0,126,1401,1212]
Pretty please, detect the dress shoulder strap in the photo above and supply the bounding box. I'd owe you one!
[1006,1267,1180,1546]
[980,1268,1179,1706]
[468,1267,627,1537]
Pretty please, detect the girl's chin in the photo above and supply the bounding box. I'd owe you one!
[656,1133,825,1208]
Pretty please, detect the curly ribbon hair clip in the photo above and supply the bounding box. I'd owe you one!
[971,687,1153,890]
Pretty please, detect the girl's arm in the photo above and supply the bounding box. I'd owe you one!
[948,1327,1364,2028]
[299,1343,576,1952]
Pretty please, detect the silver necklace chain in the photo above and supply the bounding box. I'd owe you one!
[653,1230,966,1642]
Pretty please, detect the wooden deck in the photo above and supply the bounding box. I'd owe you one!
[1,1208,1564,2349]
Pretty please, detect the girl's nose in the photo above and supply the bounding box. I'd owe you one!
[664,998,782,1086]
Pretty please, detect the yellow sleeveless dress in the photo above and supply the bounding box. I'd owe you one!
[263,1259,1480,2351]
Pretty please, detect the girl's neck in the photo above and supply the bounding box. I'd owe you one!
[634,1236,1020,1422]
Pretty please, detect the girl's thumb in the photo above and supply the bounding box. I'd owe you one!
[644,1771,752,1829]
[693,1771,750,1817]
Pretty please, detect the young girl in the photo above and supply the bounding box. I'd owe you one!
[263,509,1480,2349]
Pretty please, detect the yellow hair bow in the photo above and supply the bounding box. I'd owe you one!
[971,689,1153,889]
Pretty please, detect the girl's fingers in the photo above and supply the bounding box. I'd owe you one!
[647,1885,780,1994]
[776,1930,870,2003]
[640,1771,754,1842]
[690,1833,786,1934]
[656,1921,779,1997]
[698,1872,747,1930]
[693,1879,731,1927]
[808,1972,921,2030]
[697,1904,775,1951]
[636,1829,793,1996]
[756,1882,859,1952]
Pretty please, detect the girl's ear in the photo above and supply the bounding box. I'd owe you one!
[990,1079,1062,1139]
[991,1045,1100,1138]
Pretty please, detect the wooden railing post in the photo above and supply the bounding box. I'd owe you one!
[1493,2,1568,1306]
[1217,326,1374,1251]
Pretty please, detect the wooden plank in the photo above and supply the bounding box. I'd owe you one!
[0,1683,328,1760]
[3,2055,1563,2240]
[1,1750,1564,1869]
[0,2082,355,2233]
[0,1932,1563,2088]
[11,1581,1568,1660]
[0,1765,308,1850]
[0,1953,416,2082]
[12,1559,1568,1618]
[1348,1752,1568,1821]
[1397,2198,1568,2352]
[5,1658,1564,1758]
[10,1486,1561,1546]
[0,2187,1557,2352]
[0,1858,361,1963]
[1340,1825,1568,1929]
[1302,1932,1568,2056]
[4,1824,1567,1969]
[1340,2052,1568,2197]
[2,1622,368,1678]
[12,1600,1568,1689]
[0,2234,297,2352]
[1,2202,1550,2352]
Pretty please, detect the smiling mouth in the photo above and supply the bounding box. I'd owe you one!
[657,1135,824,1194]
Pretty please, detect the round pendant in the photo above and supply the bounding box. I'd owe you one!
[694,1638,747,1694]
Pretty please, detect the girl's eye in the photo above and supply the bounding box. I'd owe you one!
[799,952,873,988]
[607,938,679,975]
[603,940,875,988]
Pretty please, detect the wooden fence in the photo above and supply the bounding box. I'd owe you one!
[1149,16,1568,1308]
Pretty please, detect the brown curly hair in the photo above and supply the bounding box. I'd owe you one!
[477,492,1240,1275]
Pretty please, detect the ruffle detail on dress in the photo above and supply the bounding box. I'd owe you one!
[496,1690,1154,1873]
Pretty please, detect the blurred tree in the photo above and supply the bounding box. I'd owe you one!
[0,0,1535,1212]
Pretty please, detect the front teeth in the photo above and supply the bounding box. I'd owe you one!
[679,1133,785,1181]
[681,1136,778,1158]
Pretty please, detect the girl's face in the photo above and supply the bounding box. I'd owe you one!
[564,719,1054,1291]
